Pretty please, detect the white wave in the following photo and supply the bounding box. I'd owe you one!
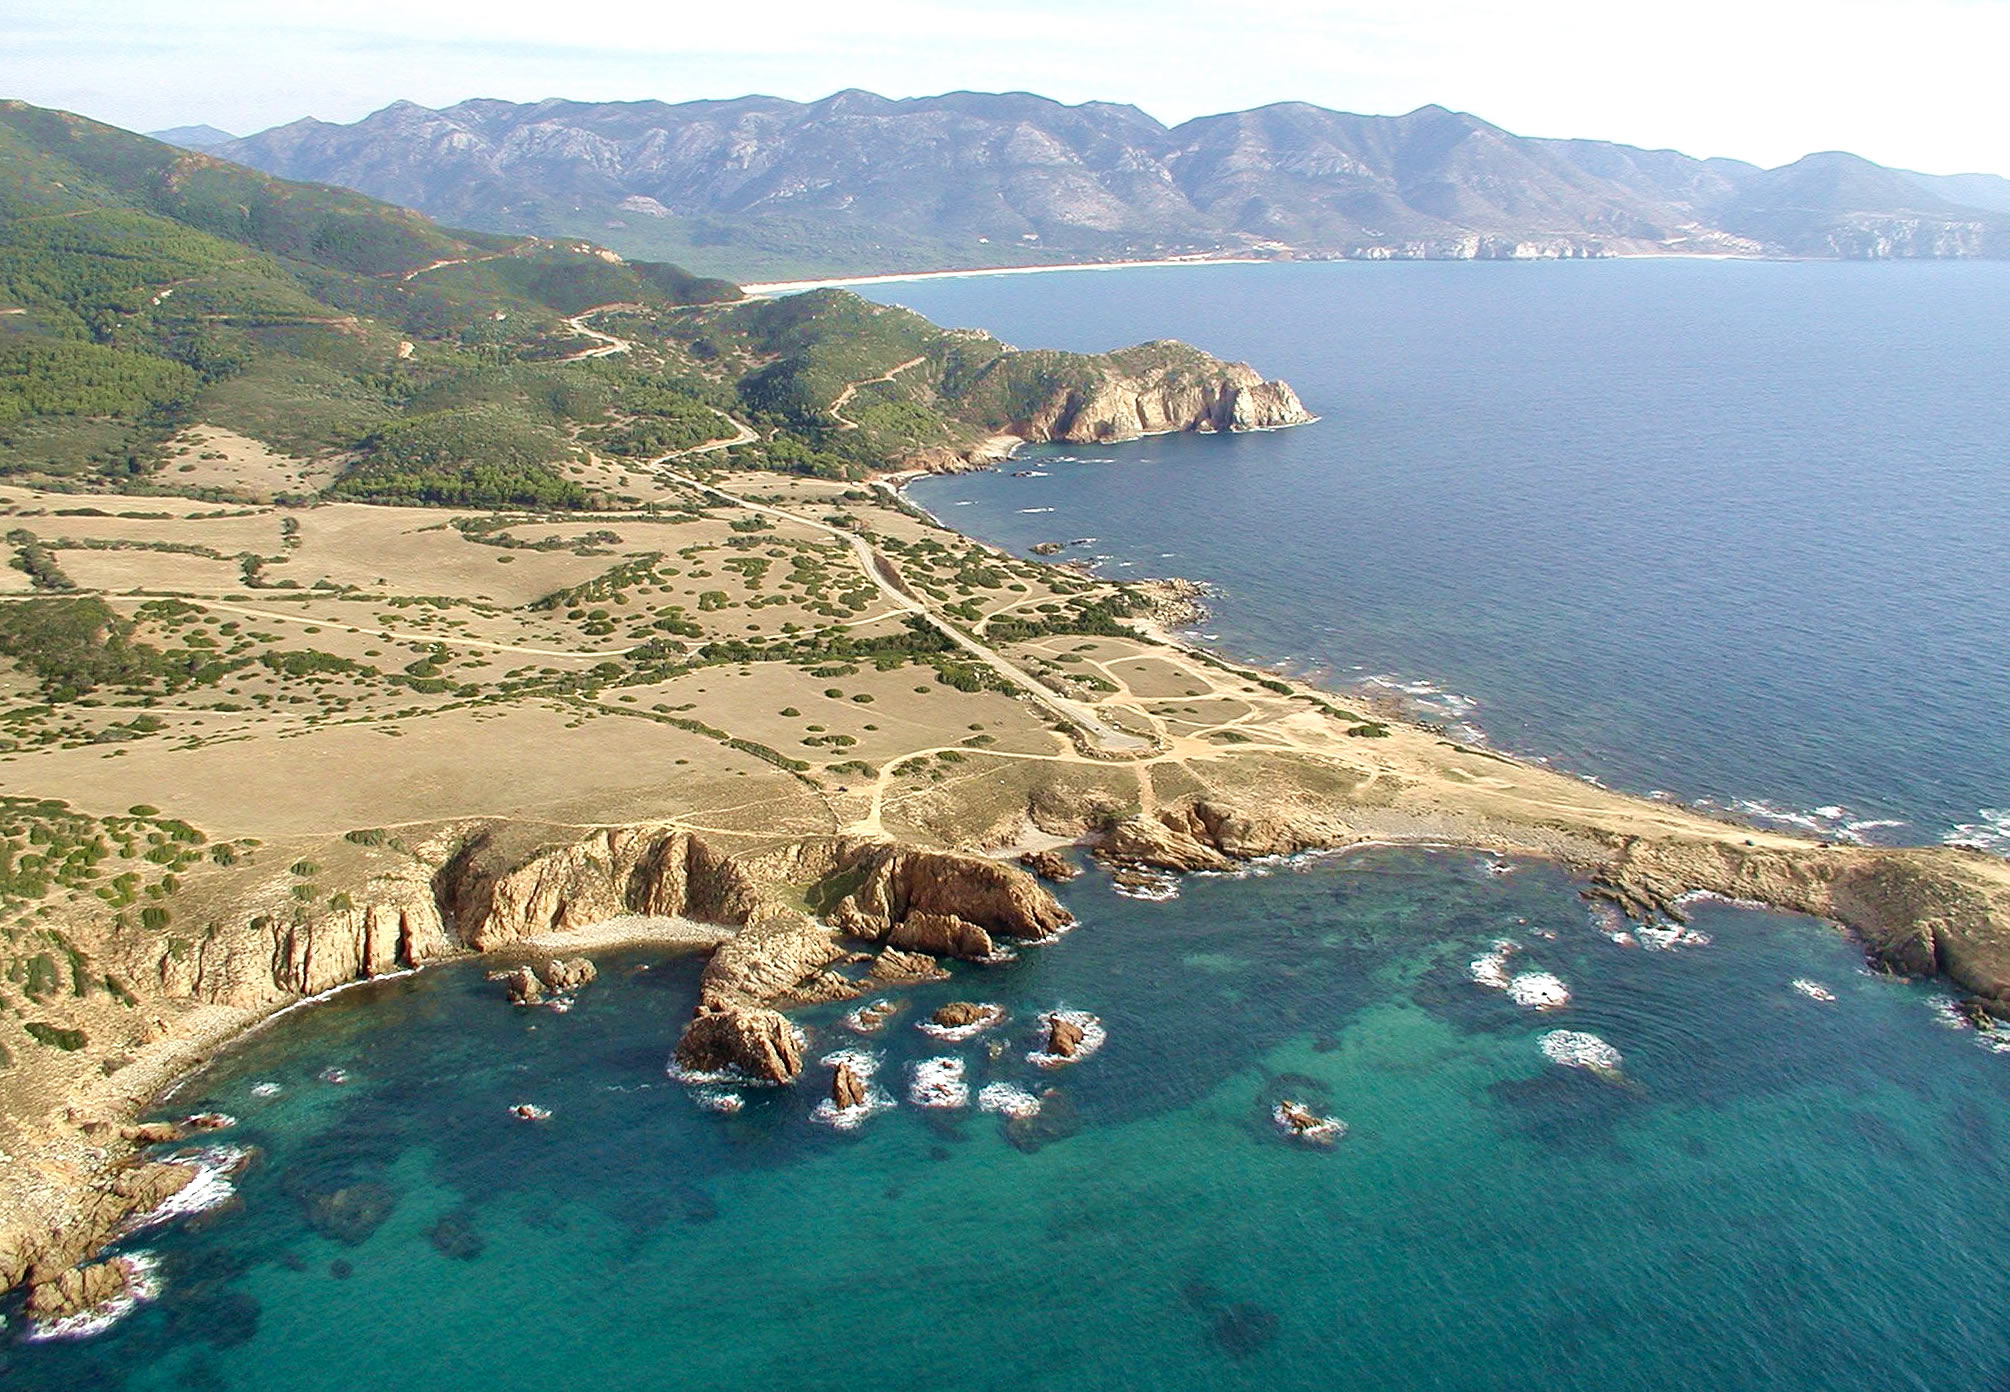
[1729,799,1910,846]
[812,1048,894,1130]
[249,1082,282,1099]
[316,1066,349,1086]
[1028,1010,1106,1068]
[1791,979,1837,1002]
[1945,808,2010,855]
[843,998,902,1034]
[917,1004,1005,1041]
[1273,1101,1347,1144]
[1016,507,1056,514]
[1112,871,1180,902]
[25,1252,160,1342]
[1469,938,1518,990]
[124,1145,251,1234]
[1540,1029,1624,1075]
[692,1088,743,1114]
[977,1082,1042,1119]
[908,1056,969,1108]
[1636,924,1713,951]
[1507,972,1571,1011]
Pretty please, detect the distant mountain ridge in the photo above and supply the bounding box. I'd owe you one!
[210,91,2010,278]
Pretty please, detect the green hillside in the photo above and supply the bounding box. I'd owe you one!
[0,101,742,501]
[0,100,1283,509]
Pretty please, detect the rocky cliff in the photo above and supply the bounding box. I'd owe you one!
[1013,357,1312,444]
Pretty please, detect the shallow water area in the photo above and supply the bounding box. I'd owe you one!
[11,851,2010,1389]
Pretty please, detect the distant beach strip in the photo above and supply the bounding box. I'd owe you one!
[740,256,1272,298]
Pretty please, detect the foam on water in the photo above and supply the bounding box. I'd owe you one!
[1945,808,2010,855]
[1469,939,1518,990]
[1791,979,1837,1002]
[1539,1029,1624,1077]
[908,1056,969,1108]
[1029,1010,1106,1068]
[1507,972,1571,1011]
[976,1082,1042,1119]
[811,1048,895,1131]
[1637,924,1712,952]
[124,1145,252,1234]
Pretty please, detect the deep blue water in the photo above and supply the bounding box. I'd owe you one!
[899,259,2010,851]
[12,262,2010,1389]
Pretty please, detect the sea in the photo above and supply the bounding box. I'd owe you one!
[9,260,2010,1389]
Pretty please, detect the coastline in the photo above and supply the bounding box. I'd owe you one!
[8,433,2010,1335]
[739,256,1272,298]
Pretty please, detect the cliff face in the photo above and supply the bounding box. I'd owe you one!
[1015,361,1313,444]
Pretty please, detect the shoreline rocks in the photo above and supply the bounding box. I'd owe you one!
[489,955,598,1007]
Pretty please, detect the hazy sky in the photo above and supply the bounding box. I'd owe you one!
[5,0,2006,175]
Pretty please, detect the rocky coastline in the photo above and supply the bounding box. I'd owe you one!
[4,563,2009,1330]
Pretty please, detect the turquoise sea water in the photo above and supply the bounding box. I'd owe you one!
[899,259,2010,851]
[13,851,2010,1389]
[11,262,2010,1387]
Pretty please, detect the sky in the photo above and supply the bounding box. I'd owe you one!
[3,0,2007,175]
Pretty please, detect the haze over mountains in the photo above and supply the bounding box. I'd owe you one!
[171,91,2010,279]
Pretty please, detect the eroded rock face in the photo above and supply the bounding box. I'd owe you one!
[1012,353,1312,445]
[828,843,1072,957]
[675,1006,804,1083]
[888,910,994,961]
[27,1258,134,1322]
[871,947,948,983]
[932,1002,992,1028]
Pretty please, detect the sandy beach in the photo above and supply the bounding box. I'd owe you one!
[740,256,1272,297]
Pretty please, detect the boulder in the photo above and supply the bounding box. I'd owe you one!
[675,1006,804,1083]
[1018,849,1080,882]
[490,965,544,1006]
[537,957,597,993]
[931,1002,993,1028]
[832,1061,869,1111]
[1047,1015,1087,1059]
[120,1121,184,1146]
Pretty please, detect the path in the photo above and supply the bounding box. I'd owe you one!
[652,453,1152,755]
[828,356,926,429]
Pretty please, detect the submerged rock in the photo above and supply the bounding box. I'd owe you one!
[1006,1087,1082,1152]
[304,1182,398,1246]
[426,1210,485,1261]
[1210,1302,1280,1359]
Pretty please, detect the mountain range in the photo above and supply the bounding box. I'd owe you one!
[169,91,2010,280]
